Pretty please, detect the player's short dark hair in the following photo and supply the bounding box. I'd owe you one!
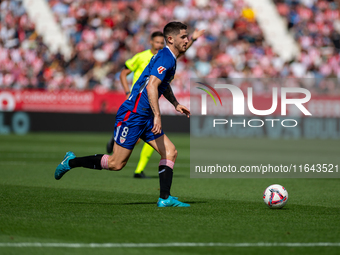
[151,31,164,39]
[163,22,187,42]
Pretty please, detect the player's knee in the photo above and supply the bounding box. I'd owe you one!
[167,147,177,161]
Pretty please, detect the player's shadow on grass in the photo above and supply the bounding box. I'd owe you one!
[65,201,207,205]
[119,175,158,179]
[122,200,207,205]
[119,174,187,179]
[65,201,153,205]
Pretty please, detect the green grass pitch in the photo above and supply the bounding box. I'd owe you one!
[0,133,340,255]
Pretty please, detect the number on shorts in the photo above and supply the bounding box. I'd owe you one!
[121,127,129,137]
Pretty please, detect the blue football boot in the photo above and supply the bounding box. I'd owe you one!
[55,151,76,180]
[157,195,190,207]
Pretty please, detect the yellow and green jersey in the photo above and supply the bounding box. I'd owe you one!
[125,49,154,90]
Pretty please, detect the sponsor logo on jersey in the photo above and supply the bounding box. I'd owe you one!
[120,137,126,143]
[157,66,166,74]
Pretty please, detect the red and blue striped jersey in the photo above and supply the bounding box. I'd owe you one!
[121,46,177,116]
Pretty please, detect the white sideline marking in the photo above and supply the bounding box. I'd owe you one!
[0,242,340,248]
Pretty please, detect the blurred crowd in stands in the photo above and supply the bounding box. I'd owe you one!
[0,0,340,94]
[275,0,340,78]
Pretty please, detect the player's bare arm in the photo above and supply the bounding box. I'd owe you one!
[120,68,132,99]
[163,85,190,118]
[163,84,179,108]
[146,75,162,135]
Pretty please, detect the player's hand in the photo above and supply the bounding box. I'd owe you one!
[151,115,162,135]
[126,92,131,99]
[192,28,205,41]
[176,104,190,118]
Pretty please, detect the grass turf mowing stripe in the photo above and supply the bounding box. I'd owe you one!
[1,243,340,248]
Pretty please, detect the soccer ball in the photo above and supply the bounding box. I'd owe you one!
[263,184,288,209]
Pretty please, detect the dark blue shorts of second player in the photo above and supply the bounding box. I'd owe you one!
[113,106,164,150]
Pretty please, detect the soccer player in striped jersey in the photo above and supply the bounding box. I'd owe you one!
[55,22,194,207]
[107,30,203,179]
[106,31,164,179]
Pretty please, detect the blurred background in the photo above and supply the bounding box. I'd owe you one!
[0,0,340,134]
